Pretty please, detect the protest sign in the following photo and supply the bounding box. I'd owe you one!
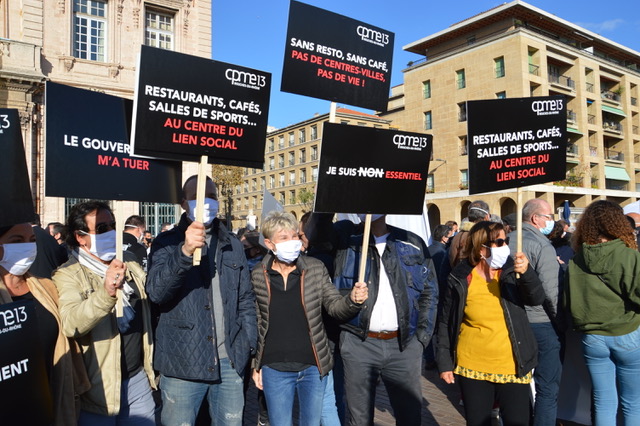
[282,1,394,111]
[130,45,271,168]
[0,299,53,425]
[0,109,35,227]
[45,82,181,203]
[467,96,567,195]
[315,123,431,214]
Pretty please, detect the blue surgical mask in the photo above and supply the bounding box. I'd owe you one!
[540,220,555,236]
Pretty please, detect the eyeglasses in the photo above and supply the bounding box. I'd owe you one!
[536,213,554,220]
[78,221,117,236]
[485,237,510,247]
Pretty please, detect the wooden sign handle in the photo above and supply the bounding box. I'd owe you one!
[516,187,523,278]
[358,214,372,283]
[193,155,208,266]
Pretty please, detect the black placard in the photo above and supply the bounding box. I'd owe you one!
[315,123,431,214]
[45,82,181,203]
[281,1,394,111]
[467,96,567,195]
[0,109,35,227]
[131,46,271,168]
[0,300,53,425]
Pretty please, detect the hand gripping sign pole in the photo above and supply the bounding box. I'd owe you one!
[358,214,372,283]
[193,155,208,266]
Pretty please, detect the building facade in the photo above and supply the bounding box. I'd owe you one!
[381,0,640,227]
[230,107,390,230]
[1,0,211,233]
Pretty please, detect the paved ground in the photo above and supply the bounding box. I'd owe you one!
[241,366,467,425]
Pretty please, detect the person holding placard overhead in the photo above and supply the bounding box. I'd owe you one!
[437,221,544,426]
[53,201,156,424]
[307,213,438,426]
[251,211,367,425]
[0,220,90,425]
[146,175,257,426]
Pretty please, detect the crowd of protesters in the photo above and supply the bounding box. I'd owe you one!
[4,177,640,426]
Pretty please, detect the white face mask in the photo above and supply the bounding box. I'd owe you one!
[273,239,302,264]
[125,224,144,243]
[187,198,219,226]
[80,230,117,261]
[357,214,384,223]
[485,244,511,269]
[0,242,37,276]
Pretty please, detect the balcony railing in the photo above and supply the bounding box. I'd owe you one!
[548,73,575,90]
[528,64,539,75]
[605,148,624,161]
[567,144,578,155]
[588,114,596,125]
[603,121,623,133]
[460,145,468,156]
[567,110,577,123]
[601,90,621,103]
[586,82,594,93]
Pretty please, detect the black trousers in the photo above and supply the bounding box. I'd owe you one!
[457,375,531,426]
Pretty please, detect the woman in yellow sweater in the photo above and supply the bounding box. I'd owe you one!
[437,221,545,426]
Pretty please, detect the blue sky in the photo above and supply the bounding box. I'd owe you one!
[212,0,640,129]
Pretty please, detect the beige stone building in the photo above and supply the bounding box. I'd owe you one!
[0,0,211,233]
[230,107,390,230]
[381,0,640,227]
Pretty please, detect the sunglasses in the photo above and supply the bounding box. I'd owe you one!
[487,237,510,247]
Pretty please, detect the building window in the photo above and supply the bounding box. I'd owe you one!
[456,69,466,89]
[460,136,468,155]
[73,0,107,61]
[424,111,432,130]
[260,177,265,190]
[243,182,248,193]
[288,151,295,166]
[426,174,435,192]
[312,166,318,182]
[299,129,306,144]
[252,196,257,210]
[269,175,275,189]
[145,9,174,50]
[289,132,295,146]
[494,56,505,78]
[311,146,318,161]
[139,202,177,235]
[422,80,431,99]
[458,103,467,122]
[289,190,296,204]
[268,138,274,152]
[310,125,318,140]
[269,157,274,170]
[278,154,284,168]
[289,170,296,185]
[300,168,307,183]
[460,169,469,189]
[299,148,306,163]
[251,179,257,191]
[278,135,284,149]
[340,120,349,125]
[496,91,506,99]
[279,173,285,187]
[279,192,286,205]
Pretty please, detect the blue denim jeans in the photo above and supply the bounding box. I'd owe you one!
[262,365,326,426]
[530,322,563,426]
[79,369,155,426]
[582,326,640,426]
[321,370,341,426]
[160,358,244,426]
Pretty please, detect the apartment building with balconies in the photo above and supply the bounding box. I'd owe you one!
[381,0,640,226]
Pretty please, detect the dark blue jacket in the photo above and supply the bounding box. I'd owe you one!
[146,214,257,380]
[327,219,439,351]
